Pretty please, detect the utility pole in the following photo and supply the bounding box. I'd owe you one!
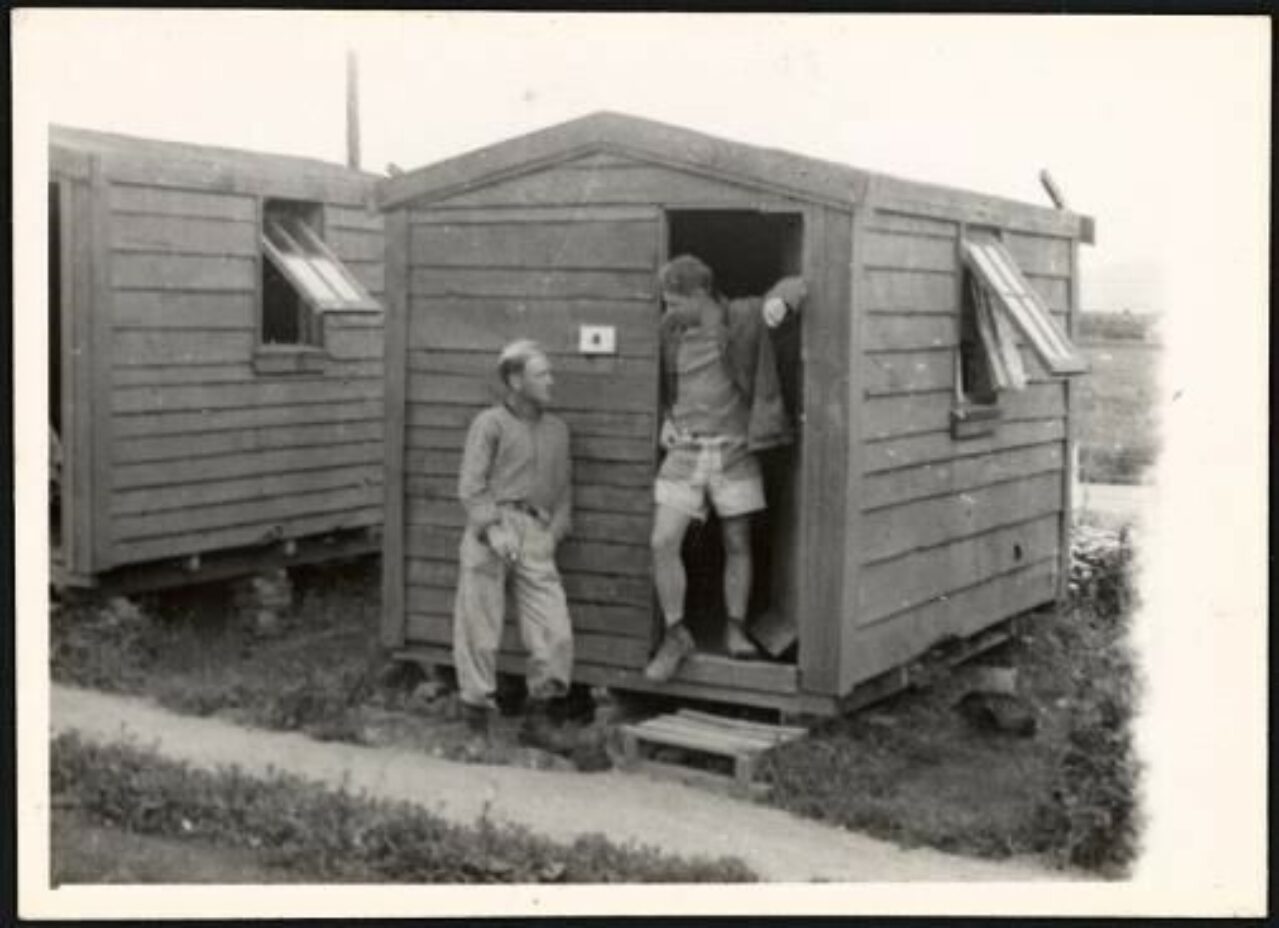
[346,48,361,170]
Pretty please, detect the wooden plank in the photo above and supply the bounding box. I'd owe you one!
[838,203,869,695]
[864,383,1065,440]
[864,269,956,314]
[675,709,807,740]
[797,205,849,694]
[410,220,657,269]
[1003,231,1073,278]
[862,231,958,273]
[110,213,257,256]
[112,291,255,330]
[405,612,649,668]
[858,513,1060,624]
[844,557,1057,685]
[89,158,114,569]
[114,329,254,366]
[101,158,369,208]
[435,163,796,210]
[407,558,652,611]
[406,583,650,638]
[407,369,653,414]
[343,260,386,296]
[871,175,1090,240]
[63,177,96,574]
[112,375,382,413]
[407,448,651,488]
[114,484,381,542]
[864,348,954,396]
[115,420,382,464]
[413,205,658,225]
[864,418,1065,473]
[409,267,654,301]
[324,326,383,361]
[325,228,385,262]
[111,253,255,292]
[406,403,653,438]
[109,184,256,222]
[407,297,658,356]
[382,208,411,648]
[864,441,1064,510]
[407,474,651,519]
[1060,239,1081,602]
[865,313,958,352]
[113,463,381,515]
[406,525,648,578]
[865,210,957,239]
[407,500,649,546]
[114,441,381,490]
[863,470,1064,564]
[113,507,380,564]
[408,425,653,463]
[112,398,384,438]
[326,205,385,232]
[409,348,652,379]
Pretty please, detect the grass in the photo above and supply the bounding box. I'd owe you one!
[1076,337,1160,485]
[51,732,755,884]
[757,525,1140,876]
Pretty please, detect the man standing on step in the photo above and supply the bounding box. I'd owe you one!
[645,255,806,683]
[454,339,574,754]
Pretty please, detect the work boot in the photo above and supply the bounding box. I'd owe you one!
[643,621,696,682]
[459,700,494,761]
[724,618,761,660]
[519,698,575,755]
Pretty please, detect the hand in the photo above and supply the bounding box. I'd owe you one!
[762,296,789,328]
[659,418,679,450]
[484,524,520,563]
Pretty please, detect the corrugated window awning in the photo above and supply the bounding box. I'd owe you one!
[961,234,1088,376]
[261,216,380,313]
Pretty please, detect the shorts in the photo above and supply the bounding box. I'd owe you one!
[654,440,766,520]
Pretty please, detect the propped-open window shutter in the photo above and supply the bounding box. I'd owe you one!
[286,218,380,312]
[961,235,1088,376]
[261,218,380,314]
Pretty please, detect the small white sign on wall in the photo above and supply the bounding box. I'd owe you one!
[579,325,617,355]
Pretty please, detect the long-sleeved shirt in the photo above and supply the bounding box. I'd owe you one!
[457,401,572,542]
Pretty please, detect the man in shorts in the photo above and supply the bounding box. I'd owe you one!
[645,255,806,682]
[454,340,574,751]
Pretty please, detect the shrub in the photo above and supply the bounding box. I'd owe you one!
[51,734,755,884]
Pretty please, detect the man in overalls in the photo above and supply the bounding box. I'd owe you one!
[645,255,806,682]
[454,340,574,751]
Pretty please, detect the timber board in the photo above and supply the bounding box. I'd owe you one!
[408,298,657,356]
[108,185,256,222]
[864,384,1065,441]
[406,404,653,438]
[407,474,651,517]
[863,441,1065,510]
[407,370,653,414]
[407,558,651,610]
[113,398,385,437]
[409,220,657,269]
[112,291,256,329]
[113,441,381,489]
[111,253,255,292]
[864,418,1065,473]
[409,267,653,301]
[112,463,381,515]
[115,420,383,464]
[110,213,257,256]
[112,376,382,414]
[862,230,959,273]
[406,526,648,578]
[864,269,957,314]
[406,500,650,545]
[407,426,653,463]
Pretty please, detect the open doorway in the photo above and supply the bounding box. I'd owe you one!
[49,182,64,554]
[662,209,805,664]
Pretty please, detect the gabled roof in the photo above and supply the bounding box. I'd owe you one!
[376,110,872,211]
[50,125,381,206]
[375,111,1094,243]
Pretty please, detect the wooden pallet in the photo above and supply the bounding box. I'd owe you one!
[620,709,808,784]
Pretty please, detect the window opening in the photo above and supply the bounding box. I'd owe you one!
[259,199,377,348]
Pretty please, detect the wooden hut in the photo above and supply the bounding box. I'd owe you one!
[375,112,1093,715]
[49,126,386,591]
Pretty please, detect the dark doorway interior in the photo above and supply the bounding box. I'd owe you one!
[663,210,805,663]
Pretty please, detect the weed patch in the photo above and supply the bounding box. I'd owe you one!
[52,733,754,883]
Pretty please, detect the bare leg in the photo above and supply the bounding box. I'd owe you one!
[651,504,695,627]
[720,514,753,621]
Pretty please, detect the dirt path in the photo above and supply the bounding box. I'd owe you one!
[51,684,1075,882]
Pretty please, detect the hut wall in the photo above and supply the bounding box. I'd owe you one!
[102,178,386,568]
[843,206,1074,690]
[396,153,810,679]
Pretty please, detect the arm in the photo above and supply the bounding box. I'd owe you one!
[457,412,502,535]
[762,276,808,326]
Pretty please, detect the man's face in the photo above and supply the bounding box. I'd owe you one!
[662,290,702,326]
[515,354,554,407]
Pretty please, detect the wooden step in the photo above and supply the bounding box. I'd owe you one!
[620,709,808,784]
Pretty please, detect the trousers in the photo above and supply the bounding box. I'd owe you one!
[452,508,574,708]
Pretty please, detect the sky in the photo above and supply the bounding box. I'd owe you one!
[12,11,1269,314]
